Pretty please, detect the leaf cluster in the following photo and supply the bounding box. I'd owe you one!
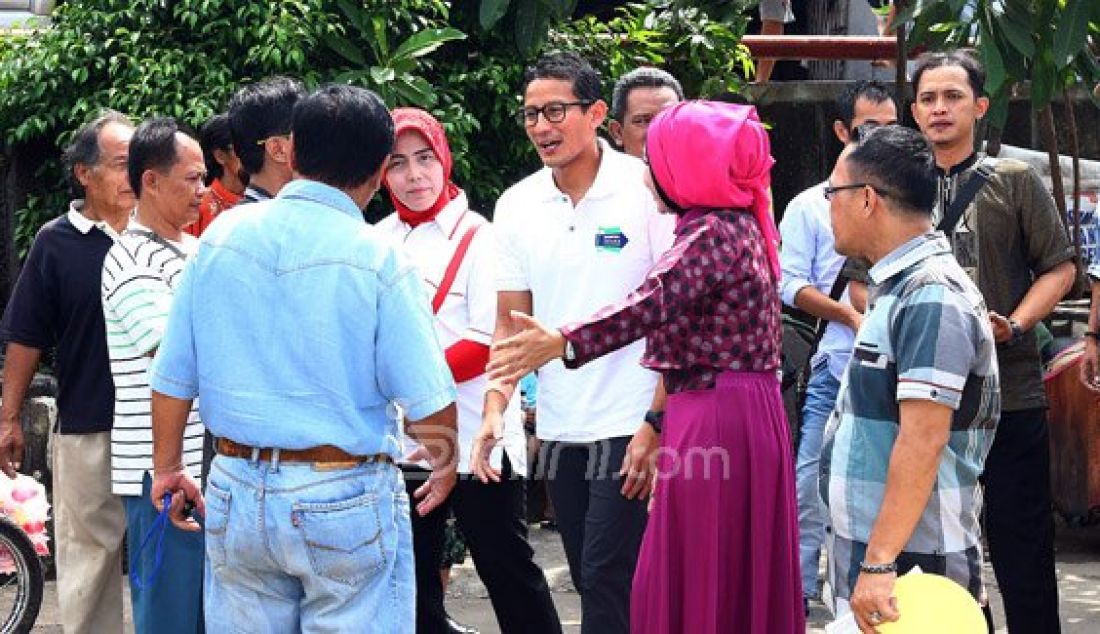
[1,0,756,250]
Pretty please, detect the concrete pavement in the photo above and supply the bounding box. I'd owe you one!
[24,518,1100,632]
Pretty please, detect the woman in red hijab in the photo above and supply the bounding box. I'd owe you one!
[376,107,562,634]
[479,101,803,633]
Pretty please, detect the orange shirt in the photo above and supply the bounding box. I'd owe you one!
[185,178,242,237]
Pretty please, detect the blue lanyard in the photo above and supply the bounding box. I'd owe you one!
[130,493,172,591]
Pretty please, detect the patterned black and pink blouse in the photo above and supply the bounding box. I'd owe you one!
[561,208,781,394]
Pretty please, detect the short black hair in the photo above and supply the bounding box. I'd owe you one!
[292,84,394,189]
[835,80,894,130]
[62,110,133,197]
[523,51,601,103]
[912,49,985,98]
[199,113,232,184]
[846,124,937,216]
[227,76,306,175]
[128,117,196,198]
[610,67,684,122]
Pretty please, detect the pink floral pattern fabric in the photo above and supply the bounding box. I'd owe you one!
[561,208,781,393]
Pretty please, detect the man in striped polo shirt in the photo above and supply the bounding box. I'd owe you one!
[819,125,999,632]
[101,117,207,634]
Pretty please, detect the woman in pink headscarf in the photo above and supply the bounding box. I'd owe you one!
[482,101,803,633]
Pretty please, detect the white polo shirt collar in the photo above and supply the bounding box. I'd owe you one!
[530,138,625,205]
[67,200,121,240]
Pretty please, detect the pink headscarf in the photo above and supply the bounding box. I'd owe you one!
[645,100,780,280]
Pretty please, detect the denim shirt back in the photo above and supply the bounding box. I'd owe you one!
[150,179,456,458]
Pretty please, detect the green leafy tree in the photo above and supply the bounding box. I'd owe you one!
[477,0,579,53]
[0,0,464,248]
[0,0,758,252]
[323,0,465,108]
[553,0,755,99]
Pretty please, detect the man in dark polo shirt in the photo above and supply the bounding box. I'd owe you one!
[0,111,135,634]
[912,50,1076,632]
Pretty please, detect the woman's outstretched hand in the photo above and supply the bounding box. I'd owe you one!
[486,311,566,386]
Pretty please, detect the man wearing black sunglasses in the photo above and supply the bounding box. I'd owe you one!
[477,52,675,634]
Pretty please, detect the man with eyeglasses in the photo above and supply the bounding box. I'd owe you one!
[474,51,675,634]
[778,80,895,615]
[227,76,305,204]
[819,124,999,632]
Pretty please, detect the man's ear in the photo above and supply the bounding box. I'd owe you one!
[833,120,850,145]
[975,95,990,120]
[213,147,232,169]
[589,99,608,130]
[365,155,389,194]
[141,169,157,197]
[269,135,293,165]
[608,119,624,147]
[74,163,93,189]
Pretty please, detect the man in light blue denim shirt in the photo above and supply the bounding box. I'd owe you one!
[778,80,895,608]
[149,85,458,632]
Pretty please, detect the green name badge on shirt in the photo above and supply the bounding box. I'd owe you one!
[595,226,629,253]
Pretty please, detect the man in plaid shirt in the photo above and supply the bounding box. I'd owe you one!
[819,125,999,632]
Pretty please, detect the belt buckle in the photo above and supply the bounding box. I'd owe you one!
[311,460,361,472]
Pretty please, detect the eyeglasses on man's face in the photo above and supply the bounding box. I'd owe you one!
[822,183,869,201]
[516,100,594,127]
[823,182,898,202]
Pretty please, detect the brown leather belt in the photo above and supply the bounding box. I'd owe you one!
[215,437,393,467]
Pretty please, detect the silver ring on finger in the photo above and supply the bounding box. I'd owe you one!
[869,611,882,625]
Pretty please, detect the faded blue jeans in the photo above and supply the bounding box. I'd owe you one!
[202,454,413,633]
[796,361,841,599]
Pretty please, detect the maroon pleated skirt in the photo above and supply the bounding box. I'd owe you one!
[631,370,804,633]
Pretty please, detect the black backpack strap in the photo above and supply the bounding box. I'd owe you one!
[937,159,995,236]
[810,267,851,349]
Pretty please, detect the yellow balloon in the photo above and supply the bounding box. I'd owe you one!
[877,573,985,633]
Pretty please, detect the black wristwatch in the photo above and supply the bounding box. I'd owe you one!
[1008,318,1025,343]
[644,410,664,434]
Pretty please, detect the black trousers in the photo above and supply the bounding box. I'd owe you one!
[980,407,1061,633]
[404,460,561,634]
[540,436,648,634]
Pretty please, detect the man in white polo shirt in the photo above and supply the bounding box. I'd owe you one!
[473,52,675,634]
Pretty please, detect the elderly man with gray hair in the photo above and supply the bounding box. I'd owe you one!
[608,67,683,158]
[1,111,135,633]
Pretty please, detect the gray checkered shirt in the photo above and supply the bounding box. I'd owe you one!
[820,232,999,601]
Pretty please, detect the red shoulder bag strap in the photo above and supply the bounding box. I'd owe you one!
[431,224,481,314]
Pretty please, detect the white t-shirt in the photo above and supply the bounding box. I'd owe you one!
[377,194,527,476]
[102,218,203,496]
[493,141,676,442]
